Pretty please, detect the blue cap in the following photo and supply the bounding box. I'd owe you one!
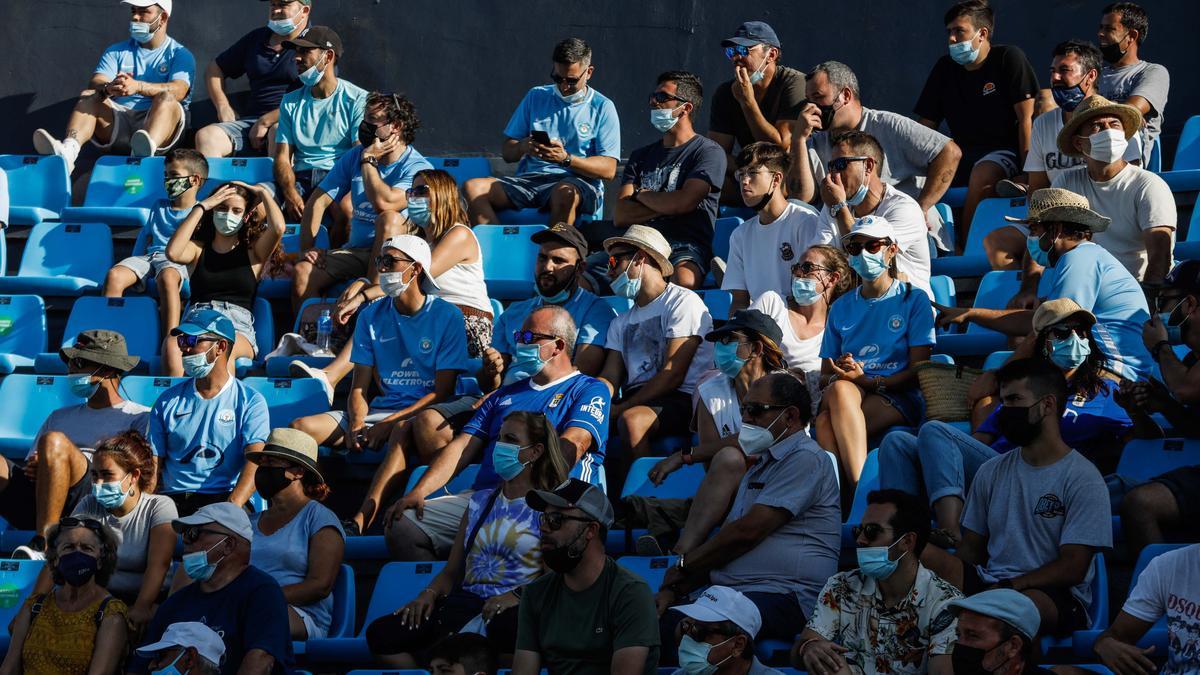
[948,589,1041,640]
[722,21,781,48]
[171,308,237,343]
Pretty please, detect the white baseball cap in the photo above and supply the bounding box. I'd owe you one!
[172,502,253,543]
[382,234,440,289]
[136,621,224,664]
[841,214,895,244]
[674,585,762,638]
[123,0,172,15]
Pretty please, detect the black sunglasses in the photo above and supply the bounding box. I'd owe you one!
[649,91,689,105]
[1047,325,1089,340]
[550,71,584,86]
[791,261,832,276]
[844,239,891,256]
[59,517,105,536]
[828,156,870,173]
[852,523,897,540]
[538,512,595,531]
[405,184,431,199]
[513,330,559,345]
[175,335,220,350]
[375,255,413,271]
[180,526,229,545]
[740,402,787,416]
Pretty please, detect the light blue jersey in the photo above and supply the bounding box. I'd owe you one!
[821,280,936,376]
[149,378,270,494]
[503,85,620,192]
[351,296,470,411]
[276,79,368,171]
[492,287,616,356]
[145,200,191,252]
[95,37,196,111]
[319,145,433,248]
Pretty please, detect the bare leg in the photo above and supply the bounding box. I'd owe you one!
[161,335,183,377]
[822,380,869,486]
[320,341,355,388]
[410,408,456,465]
[140,93,183,148]
[464,177,511,226]
[616,405,661,490]
[291,413,346,447]
[355,420,415,531]
[670,261,705,291]
[194,124,235,158]
[674,446,746,554]
[287,607,309,641]
[227,334,257,375]
[983,226,1027,271]
[102,265,139,298]
[156,267,183,337]
[547,181,581,225]
[1121,482,1179,558]
[291,260,334,313]
[1022,588,1061,638]
[65,92,115,147]
[35,432,89,536]
[960,160,1007,254]
[932,495,966,538]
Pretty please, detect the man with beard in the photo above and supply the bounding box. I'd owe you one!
[1096,2,1169,165]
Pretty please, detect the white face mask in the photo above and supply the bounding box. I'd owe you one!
[212,210,243,236]
[738,408,788,455]
[379,268,413,298]
[1084,128,1128,163]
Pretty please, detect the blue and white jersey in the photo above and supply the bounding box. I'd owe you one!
[820,280,936,377]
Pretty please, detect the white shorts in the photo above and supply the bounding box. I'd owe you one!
[291,604,325,640]
[93,99,186,154]
[402,492,474,557]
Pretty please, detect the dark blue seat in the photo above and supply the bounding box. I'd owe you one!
[425,156,491,184]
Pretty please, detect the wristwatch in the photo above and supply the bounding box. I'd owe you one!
[676,554,686,571]
[873,376,887,395]
[830,201,848,215]
[560,154,573,168]
[681,446,694,466]
[360,155,379,168]
[1152,340,1172,362]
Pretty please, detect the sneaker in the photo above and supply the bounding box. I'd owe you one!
[635,534,664,557]
[130,129,158,157]
[32,129,76,174]
[290,360,334,405]
[994,179,1027,198]
[341,519,362,537]
[12,536,46,561]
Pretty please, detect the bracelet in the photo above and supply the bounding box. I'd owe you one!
[797,638,820,660]
[358,290,369,303]
[1152,340,1171,362]
[194,203,207,213]
[681,446,694,466]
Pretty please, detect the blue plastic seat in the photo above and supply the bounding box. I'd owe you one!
[934,271,1019,357]
[404,464,480,498]
[621,456,705,499]
[616,555,680,592]
[293,564,356,655]
[929,275,955,308]
[243,377,330,427]
[263,297,338,378]
[37,296,161,374]
[1147,136,1162,173]
[699,289,731,322]
[1171,206,1200,260]
[0,375,85,458]
[603,296,633,314]
[934,202,957,253]
[490,298,504,319]
[0,559,46,647]
[119,376,186,408]
[931,197,1028,277]
[207,157,274,186]
[0,222,112,296]
[711,217,744,261]
[61,156,166,228]
[426,157,491,184]
[982,350,1014,371]
[476,224,547,299]
[1159,114,1200,192]
[1116,438,1200,481]
[1072,544,1187,658]
[717,205,756,220]
[842,449,880,545]
[941,187,967,209]
[0,155,70,226]
[1042,553,1109,655]
[0,296,47,374]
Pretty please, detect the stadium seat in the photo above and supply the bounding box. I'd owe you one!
[1043,553,1109,655]
[1170,206,1200,260]
[934,202,956,253]
[426,156,492,184]
[710,216,744,261]
[617,555,679,592]
[61,156,166,228]
[0,375,84,458]
[0,222,112,296]
[0,559,46,649]
[699,289,732,321]
[0,295,46,374]
[404,464,481,498]
[233,297,277,375]
[1147,136,1162,173]
[621,456,705,499]
[0,155,70,226]
[982,350,1013,371]
[930,275,955,308]
[1072,544,1185,658]
[1115,438,1200,482]
[263,297,339,378]
[930,197,1028,277]
[120,375,186,408]
[1159,114,1200,193]
[36,296,161,374]
[934,271,1021,357]
[293,564,356,655]
[207,157,275,186]
[243,377,330,427]
[941,187,967,209]
[490,298,504,319]
[842,449,880,545]
[476,224,547,299]
[718,205,756,220]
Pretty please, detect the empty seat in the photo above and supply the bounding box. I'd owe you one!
[930,275,956,308]
[0,155,70,226]
[36,296,160,374]
[0,375,84,458]
[699,289,731,322]
[0,295,47,374]
[425,156,491,184]
[617,555,680,592]
[0,222,112,296]
[1159,114,1200,192]
[935,271,1028,357]
[476,224,546,299]
[120,375,186,408]
[207,157,275,186]
[61,156,166,228]
[243,377,330,427]
[1116,438,1200,481]
[0,559,46,645]
[930,197,1028,277]
[621,456,705,499]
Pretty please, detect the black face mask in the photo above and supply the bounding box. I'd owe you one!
[542,524,590,573]
[254,466,295,501]
[1099,35,1128,64]
[950,644,992,675]
[358,121,392,148]
[995,403,1046,447]
[57,551,99,587]
[813,99,840,131]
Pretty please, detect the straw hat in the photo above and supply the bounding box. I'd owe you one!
[246,428,325,484]
[1057,94,1143,159]
[603,225,674,276]
[1003,188,1110,233]
[1032,298,1097,333]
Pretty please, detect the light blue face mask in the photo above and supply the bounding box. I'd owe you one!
[69,372,100,399]
[503,342,548,386]
[129,18,160,44]
[92,476,132,510]
[555,84,588,104]
[713,341,747,380]
[267,17,295,35]
[850,250,888,280]
[181,345,217,379]
[298,55,326,86]
[1026,235,1051,267]
[650,107,681,133]
[1159,298,1190,345]
[845,162,870,206]
[537,278,573,305]
[406,198,432,227]
[610,260,644,299]
[857,538,905,580]
[677,634,735,675]
[492,441,532,482]
[151,650,186,675]
[1048,332,1091,370]
[791,277,822,306]
[948,33,981,65]
[182,536,228,582]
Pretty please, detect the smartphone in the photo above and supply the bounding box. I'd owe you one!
[530,129,552,145]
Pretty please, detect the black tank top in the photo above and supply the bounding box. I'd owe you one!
[190,242,257,310]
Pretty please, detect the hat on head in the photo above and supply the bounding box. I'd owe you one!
[1164,260,1200,296]
[531,222,589,261]
[675,585,763,638]
[706,309,784,346]
[948,589,1041,641]
[527,478,614,528]
[381,234,440,289]
[1005,188,1110,233]
[171,308,237,343]
[123,0,172,15]
[283,25,343,58]
[259,0,310,5]
[1032,298,1096,333]
[172,502,254,543]
[1057,94,1143,159]
[136,621,224,664]
[841,214,895,243]
[603,225,674,276]
[246,428,324,484]
[60,329,140,372]
[722,21,781,48]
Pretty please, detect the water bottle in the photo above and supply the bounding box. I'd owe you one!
[315,310,333,355]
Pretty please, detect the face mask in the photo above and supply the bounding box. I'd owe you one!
[815,100,839,131]
[1100,34,1129,64]
[182,537,228,582]
[298,54,326,86]
[846,163,870,206]
[537,271,576,305]
[129,17,161,44]
[1048,332,1091,370]
[1051,83,1087,112]
[267,9,299,36]
[555,82,588,104]
[92,476,132,510]
[1084,128,1128,163]
[748,54,770,85]
[951,643,1006,675]
[358,121,392,148]
[1026,235,1051,267]
[1159,298,1191,345]
[379,269,413,298]
[151,651,187,675]
[714,341,747,380]
[610,260,644,299]
[650,107,682,134]
[857,539,906,580]
[746,173,778,212]
[164,176,193,199]
[738,409,788,455]
[254,465,294,500]
[850,250,888,281]
[182,344,217,379]
[69,372,100,399]
[792,277,823,306]
[406,198,431,227]
[212,210,243,236]
[948,32,981,65]
[678,634,736,675]
[56,550,100,587]
[542,525,589,573]
[492,442,532,481]
[995,402,1046,446]
[503,341,549,385]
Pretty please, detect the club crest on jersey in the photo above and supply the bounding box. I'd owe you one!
[548,393,564,409]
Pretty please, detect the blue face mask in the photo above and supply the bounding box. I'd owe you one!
[845,163,870,206]
[555,84,588,104]
[1051,84,1087,112]
[537,276,574,305]
[650,107,681,134]
[791,277,822,306]
[181,345,217,379]
[857,539,905,580]
[492,441,532,481]
[1048,332,1091,370]
[69,372,100,399]
[129,18,159,44]
[713,341,747,380]
[677,634,735,675]
[1159,298,1190,345]
[182,537,228,582]
[850,250,888,280]
[407,198,432,227]
[92,476,132,510]
[267,12,298,36]
[298,55,326,87]
[948,33,981,65]
[1026,235,1051,267]
[503,342,549,386]
[610,261,644,299]
[151,651,186,675]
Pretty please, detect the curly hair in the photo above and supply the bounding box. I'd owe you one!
[367,92,420,145]
[46,519,120,588]
[193,182,286,277]
[92,430,155,492]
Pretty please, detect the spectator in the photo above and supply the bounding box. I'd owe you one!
[598,226,714,470]
[882,299,1131,545]
[946,589,1051,675]
[816,131,934,300]
[291,92,432,312]
[103,147,207,336]
[814,215,935,492]
[464,38,619,226]
[914,0,1038,246]
[707,21,806,204]
[194,0,308,157]
[162,181,286,376]
[920,359,1112,638]
[135,621,225,675]
[1093,544,1199,675]
[290,235,468,534]
[386,306,610,560]
[366,412,569,665]
[616,70,726,290]
[0,518,127,675]
[1097,2,1169,165]
[669,586,782,675]
[656,373,839,665]
[428,633,497,675]
[273,25,366,222]
[32,0,194,173]
[723,142,836,314]
[788,60,961,243]
[247,428,345,640]
[937,188,1156,381]
[514,479,660,674]
[5,330,149,560]
[792,490,961,675]
[150,309,270,516]
[129,503,293,674]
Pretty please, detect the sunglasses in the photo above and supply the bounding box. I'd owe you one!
[844,239,891,256]
[828,156,870,173]
[68,357,101,371]
[723,44,763,60]
[59,516,105,536]
[740,402,787,416]
[180,526,229,545]
[607,250,639,272]
[1048,325,1089,340]
[376,255,413,271]
[405,184,431,199]
[538,512,595,531]
[852,523,896,540]
[714,335,749,347]
[513,330,559,345]
[550,71,585,86]
[791,261,831,276]
[175,335,219,350]
[649,91,688,106]
[680,617,731,641]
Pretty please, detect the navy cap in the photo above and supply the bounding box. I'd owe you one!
[171,308,237,343]
[721,21,781,48]
[706,309,784,346]
[1165,260,1200,295]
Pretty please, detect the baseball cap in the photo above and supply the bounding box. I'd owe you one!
[527,478,614,528]
[531,222,589,261]
[706,309,783,346]
[171,308,237,343]
[382,234,441,289]
[283,25,343,58]
[123,0,172,14]
[603,225,674,277]
[722,21,781,48]
[136,621,224,664]
[675,585,763,638]
[948,589,1041,641]
[841,214,895,243]
[1164,260,1200,296]
[173,502,254,543]
[1032,298,1096,334]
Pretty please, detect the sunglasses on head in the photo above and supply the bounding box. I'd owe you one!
[1048,324,1089,340]
[649,91,688,106]
[740,401,787,416]
[791,261,831,276]
[513,330,559,345]
[538,511,595,531]
[180,526,229,545]
[550,71,584,86]
[59,516,105,536]
[175,334,219,350]
[405,184,431,199]
[851,523,896,540]
[844,239,891,256]
[828,156,870,173]
[723,44,762,60]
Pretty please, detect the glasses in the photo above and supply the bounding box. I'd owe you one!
[375,255,413,271]
[828,156,870,173]
[852,523,896,540]
[607,251,639,272]
[680,618,729,641]
[714,335,749,348]
[733,168,774,183]
[791,261,831,277]
[649,91,688,106]
[550,71,584,86]
[1047,325,1089,340]
[513,330,559,345]
[538,512,595,531]
[180,526,228,545]
[59,517,105,536]
[175,335,219,350]
[723,44,763,60]
[405,185,431,199]
[740,402,786,416]
[844,239,891,256]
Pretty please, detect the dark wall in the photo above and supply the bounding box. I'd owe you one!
[1,0,1194,158]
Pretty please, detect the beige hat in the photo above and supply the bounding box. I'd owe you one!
[246,427,324,484]
[1057,94,1143,159]
[1004,188,1111,233]
[603,225,674,276]
[1032,298,1097,334]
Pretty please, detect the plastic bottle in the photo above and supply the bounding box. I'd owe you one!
[315,310,333,355]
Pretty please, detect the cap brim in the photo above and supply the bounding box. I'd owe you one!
[674,601,730,624]
[530,230,587,256]
[705,324,739,342]
[526,489,572,512]
[134,639,179,657]
[171,513,216,532]
[721,37,759,47]
[602,236,674,277]
[59,346,140,372]
[282,39,320,50]
[1056,104,1142,159]
[246,446,325,484]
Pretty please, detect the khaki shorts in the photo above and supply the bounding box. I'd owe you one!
[320,247,372,282]
[402,492,473,557]
[93,99,185,154]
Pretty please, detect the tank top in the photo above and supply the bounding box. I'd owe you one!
[20,592,128,675]
[431,224,491,314]
[191,241,258,310]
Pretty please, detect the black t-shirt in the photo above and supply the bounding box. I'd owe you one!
[913,44,1039,155]
[215,27,302,118]
[621,134,727,253]
[709,65,807,150]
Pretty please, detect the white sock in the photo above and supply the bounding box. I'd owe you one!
[62,137,80,161]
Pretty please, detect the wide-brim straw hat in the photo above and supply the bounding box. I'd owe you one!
[1004,188,1111,233]
[1057,94,1143,159]
[603,224,674,277]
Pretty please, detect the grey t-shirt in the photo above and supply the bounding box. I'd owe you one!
[72,492,177,598]
[710,431,841,616]
[30,400,152,461]
[962,448,1112,609]
[1099,60,1170,164]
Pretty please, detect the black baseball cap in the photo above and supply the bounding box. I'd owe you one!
[531,222,589,260]
[283,25,343,58]
[705,309,784,346]
[1165,260,1200,295]
[721,21,781,49]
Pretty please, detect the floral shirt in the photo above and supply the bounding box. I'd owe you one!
[808,564,961,675]
[461,490,542,598]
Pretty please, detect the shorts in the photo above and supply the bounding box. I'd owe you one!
[320,248,372,283]
[294,168,330,200]
[876,387,926,426]
[213,117,257,154]
[427,395,483,434]
[498,172,602,214]
[186,301,257,356]
[402,492,473,557]
[325,408,397,437]
[669,242,712,276]
[620,387,694,440]
[1151,465,1200,524]
[116,251,189,292]
[291,604,325,640]
[962,563,1088,636]
[92,99,185,154]
[0,456,92,531]
[953,148,1020,186]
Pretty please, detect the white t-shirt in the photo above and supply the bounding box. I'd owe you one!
[821,185,933,300]
[1025,108,1141,183]
[29,399,152,461]
[1052,164,1177,280]
[722,202,838,304]
[750,291,823,372]
[605,283,713,395]
[694,370,741,439]
[1122,544,1200,675]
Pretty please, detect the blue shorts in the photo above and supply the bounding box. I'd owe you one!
[877,387,925,426]
[669,242,711,276]
[213,117,258,154]
[498,172,601,214]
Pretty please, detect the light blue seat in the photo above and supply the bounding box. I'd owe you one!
[0,375,84,459]
[120,375,186,408]
[1159,114,1200,193]
[476,224,547,299]
[128,226,191,300]
[934,271,1020,357]
[0,559,46,649]
[61,156,166,228]
[36,296,160,374]
[699,289,732,322]
[264,297,338,378]
[711,216,744,261]
[621,456,705,499]
[0,155,70,226]
[930,197,1028,277]
[243,377,330,427]
[426,157,491,184]
[1147,136,1162,173]
[207,157,275,185]
[233,297,277,376]
[0,296,47,374]
[934,202,957,253]
[617,555,680,592]
[842,449,880,546]
[404,464,480,498]
[490,298,504,319]
[982,350,1014,371]
[1116,438,1200,482]
[293,564,356,655]
[1171,206,1200,260]
[0,222,112,296]
[930,275,956,308]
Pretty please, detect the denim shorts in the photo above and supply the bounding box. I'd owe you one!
[213,117,257,154]
[498,172,601,214]
[669,241,712,275]
[187,301,257,356]
[877,387,925,426]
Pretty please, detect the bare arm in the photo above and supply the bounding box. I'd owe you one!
[633,178,714,217]
[917,141,962,213]
[272,141,304,219]
[558,426,595,467]
[428,226,475,277]
[205,60,235,121]
[598,350,628,397]
[787,120,818,203]
[134,78,189,102]
[408,434,487,499]
[512,650,542,675]
[360,155,409,212]
[346,365,373,447]
[280,527,344,607]
[1009,544,1095,591]
[564,154,618,181]
[502,137,532,164]
[1014,99,1035,160]
[1094,610,1158,675]
[614,337,701,410]
[668,504,791,594]
[164,203,205,265]
[236,649,275,675]
[228,442,265,506]
[250,185,287,269]
[613,183,660,227]
[954,528,989,567]
[575,345,607,377]
[86,612,129,675]
[1123,95,1154,117]
[729,290,750,317]
[1142,227,1174,285]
